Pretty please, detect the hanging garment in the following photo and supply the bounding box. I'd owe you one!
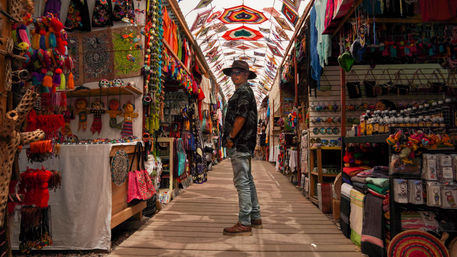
[92,0,114,27]
[309,7,322,88]
[350,188,365,246]
[65,0,91,31]
[113,0,134,21]
[420,0,454,21]
[44,0,61,17]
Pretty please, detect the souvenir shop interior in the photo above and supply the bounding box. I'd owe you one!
[262,0,457,256]
[2,0,457,255]
[0,0,225,254]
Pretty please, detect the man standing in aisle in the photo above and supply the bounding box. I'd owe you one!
[222,60,261,236]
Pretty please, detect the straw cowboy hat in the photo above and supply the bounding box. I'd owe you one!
[222,60,257,79]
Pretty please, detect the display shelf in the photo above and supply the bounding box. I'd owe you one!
[310,146,342,150]
[344,134,389,144]
[309,147,341,213]
[157,137,175,196]
[66,85,142,97]
[311,171,339,177]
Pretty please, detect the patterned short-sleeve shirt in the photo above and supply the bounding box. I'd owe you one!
[223,83,258,153]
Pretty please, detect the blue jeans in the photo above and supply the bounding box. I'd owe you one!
[228,148,261,226]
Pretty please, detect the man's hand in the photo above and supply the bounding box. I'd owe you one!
[227,138,234,148]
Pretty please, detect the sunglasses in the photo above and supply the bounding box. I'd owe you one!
[231,69,246,76]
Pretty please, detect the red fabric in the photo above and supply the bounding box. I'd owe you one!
[198,86,205,121]
[127,170,155,202]
[342,167,367,177]
[420,0,455,21]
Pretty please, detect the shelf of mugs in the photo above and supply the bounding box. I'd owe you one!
[310,137,342,148]
[311,127,340,136]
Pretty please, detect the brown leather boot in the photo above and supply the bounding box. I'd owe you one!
[223,222,252,236]
[251,219,263,228]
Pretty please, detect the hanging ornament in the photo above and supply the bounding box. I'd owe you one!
[90,100,106,134]
[74,98,88,131]
[120,101,138,137]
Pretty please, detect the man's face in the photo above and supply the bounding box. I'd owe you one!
[230,68,249,86]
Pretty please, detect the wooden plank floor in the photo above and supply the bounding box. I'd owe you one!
[109,160,363,257]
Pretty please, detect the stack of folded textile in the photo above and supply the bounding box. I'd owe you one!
[340,183,353,238]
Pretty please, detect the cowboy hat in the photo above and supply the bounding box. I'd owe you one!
[222,60,257,79]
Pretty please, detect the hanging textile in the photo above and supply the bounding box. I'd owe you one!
[92,0,114,27]
[309,6,322,88]
[65,0,91,31]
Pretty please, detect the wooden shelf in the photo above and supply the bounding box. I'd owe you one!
[162,39,191,76]
[66,85,142,98]
[310,146,342,150]
[344,135,389,144]
[311,171,339,177]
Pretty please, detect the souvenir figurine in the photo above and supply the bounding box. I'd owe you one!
[90,100,106,134]
[121,102,138,137]
[74,98,88,131]
[107,99,123,129]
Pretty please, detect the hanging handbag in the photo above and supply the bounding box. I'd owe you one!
[428,69,447,93]
[393,69,410,95]
[363,68,377,97]
[127,142,156,203]
[346,70,362,98]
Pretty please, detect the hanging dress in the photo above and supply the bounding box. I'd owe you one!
[65,0,91,31]
[92,0,113,27]
[112,0,134,21]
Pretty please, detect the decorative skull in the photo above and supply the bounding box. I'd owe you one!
[127,81,136,87]
[99,79,111,88]
[112,79,125,87]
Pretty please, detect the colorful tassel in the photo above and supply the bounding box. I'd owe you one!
[32,33,40,50]
[18,25,31,45]
[59,72,65,90]
[52,72,61,88]
[67,73,74,89]
[49,32,56,48]
[39,34,46,50]
[42,71,53,87]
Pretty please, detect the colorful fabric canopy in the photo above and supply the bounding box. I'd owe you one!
[222,26,264,41]
[219,5,268,24]
[179,0,311,103]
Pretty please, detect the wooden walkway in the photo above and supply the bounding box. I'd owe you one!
[109,160,363,257]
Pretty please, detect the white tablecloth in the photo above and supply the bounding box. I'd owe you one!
[12,142,136,250]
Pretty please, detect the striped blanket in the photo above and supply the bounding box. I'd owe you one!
[340,183,353,238]
[350,188,365,246]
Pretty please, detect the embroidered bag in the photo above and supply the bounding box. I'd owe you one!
[127,143,155,202]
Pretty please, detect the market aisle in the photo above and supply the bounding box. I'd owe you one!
[109,160,363,257]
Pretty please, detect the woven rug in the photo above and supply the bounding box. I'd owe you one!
[388,230,449,257]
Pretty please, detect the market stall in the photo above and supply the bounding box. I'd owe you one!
[288,0,457,256]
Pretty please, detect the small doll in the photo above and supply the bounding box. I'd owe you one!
[107,99,123,129]
[74,98,88,131]
[120,102,138,137]
[90,100,106,134]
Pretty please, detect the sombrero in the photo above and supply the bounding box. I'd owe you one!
[388,230,449,257]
